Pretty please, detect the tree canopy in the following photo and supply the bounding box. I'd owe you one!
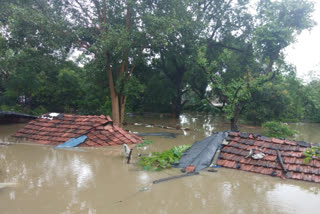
[0,0,318,129]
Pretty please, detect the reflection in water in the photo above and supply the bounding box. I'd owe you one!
[138,171,151,185]
[1,114,320,213]
[289,122,320,143]
[267,184,320,214]
[179,114,190,126]
[72,157,93,189]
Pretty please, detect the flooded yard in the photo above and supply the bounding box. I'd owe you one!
[1,113,320,214]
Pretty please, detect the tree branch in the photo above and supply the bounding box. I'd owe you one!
[92,0,103,24]
[181,100,189,108]
[126,64,135,81]
[231,86,242,104]
[74,0,95,25]
[103,0,107,24]
[200,65,215,84]
[208,20,221,41]
[208,42,246,53]
[192,87,217,109]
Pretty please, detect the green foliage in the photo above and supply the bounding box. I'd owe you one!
[244,68,306,123]
[303,79,320,122]
[0,0,317,125]
[262,121,296,138]
[137,140,154,148]
[138,145,190,171]
[0,105,17,112]
[197,0,315,130]
[31,106,48,116]
[303,146,320,164]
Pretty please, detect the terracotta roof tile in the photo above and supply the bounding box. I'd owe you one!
[312,160,320,168]
[284,157,296,164]
[254,140,264,147]
[312,175,320,183]
[34,140,51,144]
[240,164,250,171]
[219,131,320,183]
[14,113,141,147]
[261,168,273,175]
[260,136,272,142]
[216,159,225,166]
[232,137,241,142]
[228,132,239,137]
[265,155,277,161]
[284,140,297,146]
[303,174,313,182]
[272,138,284,144]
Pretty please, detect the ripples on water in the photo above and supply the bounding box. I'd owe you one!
[0,113,320,214]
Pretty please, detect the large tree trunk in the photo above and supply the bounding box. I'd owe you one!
[103,2,132,127]
[172,91,182,119]
[106,61,119,125]
[106,59,127,126]
[230,103,241,131]
[170,62,186,119]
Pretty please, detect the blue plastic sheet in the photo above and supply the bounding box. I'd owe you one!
[56,135,87,148]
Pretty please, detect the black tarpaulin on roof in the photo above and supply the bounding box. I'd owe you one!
[178,131,228,171]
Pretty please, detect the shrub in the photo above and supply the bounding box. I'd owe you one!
[262,121,296,138]
[138,145,190,171]
[303,146,320,164]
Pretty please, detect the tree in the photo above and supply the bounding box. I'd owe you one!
[52,0,150,125]
[143,0,204,118]
[0,0,75,112]
[304,78,320,122]
[1,0,151,125]
[199,0,315,130]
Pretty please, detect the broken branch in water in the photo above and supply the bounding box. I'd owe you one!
[152,172,199,184]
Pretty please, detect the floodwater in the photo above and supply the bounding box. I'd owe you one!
[0,113,320,214]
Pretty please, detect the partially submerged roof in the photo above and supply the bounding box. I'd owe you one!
[13,113,142,146]
[0,111,37,123]
[217,131,320,183]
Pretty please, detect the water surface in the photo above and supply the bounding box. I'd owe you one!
[1,113,319,214]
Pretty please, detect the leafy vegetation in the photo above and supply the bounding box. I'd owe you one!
[0,0,319,131]
[138,145,190,171]
[262,121,296,138]
[137,140,154,148]
[303,146,320,164]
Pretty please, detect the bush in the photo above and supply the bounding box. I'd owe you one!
[262,121,296,138]
[303,146,320,164]
[138,145,190,171]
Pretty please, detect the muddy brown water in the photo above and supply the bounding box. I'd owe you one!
[1,113,320,214]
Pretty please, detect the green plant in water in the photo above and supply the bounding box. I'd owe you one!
[138,145,190,171]
[303,146,320,164]
[262,121,296,138]
[137,139,154,147]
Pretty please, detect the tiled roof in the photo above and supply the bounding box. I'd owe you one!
[216,131,320,183]
[13,113,142,146]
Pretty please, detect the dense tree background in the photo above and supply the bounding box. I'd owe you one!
[0,0,319,129]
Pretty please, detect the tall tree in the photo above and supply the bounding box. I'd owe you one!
[0,0,75,111]
[144,0,203,118]
[199,0,315,130]
[51,0,150,125]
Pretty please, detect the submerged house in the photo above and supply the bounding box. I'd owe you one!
[0,111,37,123]
[179,131,320,183]
[218,131,320,183]
[13,113,142,146]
